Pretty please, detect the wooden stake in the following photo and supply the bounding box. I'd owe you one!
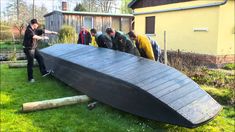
[164,31,168,65]
[22,95,91,112]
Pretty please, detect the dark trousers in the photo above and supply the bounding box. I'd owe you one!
[24,48,47,80]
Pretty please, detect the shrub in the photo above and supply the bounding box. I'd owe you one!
[1,25,11,30]
[3,40,14,45]
[0,31,12,41]
[58,25,77,43]
[187,67,234,89]
[223,63,235,70]
[0,23,12,41]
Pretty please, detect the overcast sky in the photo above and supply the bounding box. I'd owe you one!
[0,0,79,13]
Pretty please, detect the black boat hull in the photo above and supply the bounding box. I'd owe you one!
[40,44,222,128]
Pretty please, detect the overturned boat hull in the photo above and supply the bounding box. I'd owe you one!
[40,44,222,128]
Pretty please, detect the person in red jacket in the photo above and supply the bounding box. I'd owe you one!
[77,26,91,45]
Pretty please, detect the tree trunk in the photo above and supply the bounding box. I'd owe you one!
[22,95,91,112]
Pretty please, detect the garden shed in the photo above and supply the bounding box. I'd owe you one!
[44,10,133,34]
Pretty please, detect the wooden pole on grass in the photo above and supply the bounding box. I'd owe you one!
[22,95,91,112]
[8,63,38,68]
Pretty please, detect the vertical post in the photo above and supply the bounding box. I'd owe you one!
[52,0,54,11]
[17,0,19,21]
[0,0,1,21]
[88,0,91,12]
[164,31,168,65]
[32,0,35,18]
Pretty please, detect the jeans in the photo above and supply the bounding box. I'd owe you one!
[23,48,47,81]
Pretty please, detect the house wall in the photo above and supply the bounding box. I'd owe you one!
[45,12,63,32]
[133,0,234,56]
[217,0,235,56]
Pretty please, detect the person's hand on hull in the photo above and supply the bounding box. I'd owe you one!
[42,36,49,40]
[45,30,58,35]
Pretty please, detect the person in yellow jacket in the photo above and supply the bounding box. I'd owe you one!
[127,31,155,60]
[90,35,98,47]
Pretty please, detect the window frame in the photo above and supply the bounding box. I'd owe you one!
[83,16,94,29]
[145,16,155,35]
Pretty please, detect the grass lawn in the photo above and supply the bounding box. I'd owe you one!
[0,44,22,52]
[0,64,234,132]
[0,41,49,52]
[0,41,23,52]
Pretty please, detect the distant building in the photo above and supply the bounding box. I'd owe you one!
[129,0,234,66]
[44,10,133,33]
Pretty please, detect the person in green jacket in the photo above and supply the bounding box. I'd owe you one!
[105,28,140,56]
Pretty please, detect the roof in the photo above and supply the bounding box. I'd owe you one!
[44,10,133,17]
[128,0,137,8]
[128,0,194,9]
[130,0,228,15]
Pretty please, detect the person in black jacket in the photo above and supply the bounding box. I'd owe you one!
[23,19,58,83]
[77,26,91,45]
[105,28,140,56]
[90,28,112,48]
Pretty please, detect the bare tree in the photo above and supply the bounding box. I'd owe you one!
[5,0,29,39]
[4,0,48,40]
[80,0,97,12]
[121,0,132,14]
[17,0,19,20]
[80,0,117,13]
[97,0,113,13]
[35,4,48,22]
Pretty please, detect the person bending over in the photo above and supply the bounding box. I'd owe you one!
[105,28,140,56]
[90,28,112,49]
[127,31,155,61]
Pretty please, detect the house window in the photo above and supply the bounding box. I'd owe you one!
[83,16,93,29]
[145,16,155,34]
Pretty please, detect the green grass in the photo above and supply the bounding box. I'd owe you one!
[0,41,50,52]
[223,63,235,70]
[189,68,234,89]
[0,42,22,51]
[202,86,234,105]
[0,64,234,132]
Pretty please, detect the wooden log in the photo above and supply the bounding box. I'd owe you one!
[0,60,27,64]
[8,63,38,68]
[22,95,91,112]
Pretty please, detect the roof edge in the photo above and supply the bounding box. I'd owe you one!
[44,10,133,17]
[133,0,227,15]
[128,0,137,8]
